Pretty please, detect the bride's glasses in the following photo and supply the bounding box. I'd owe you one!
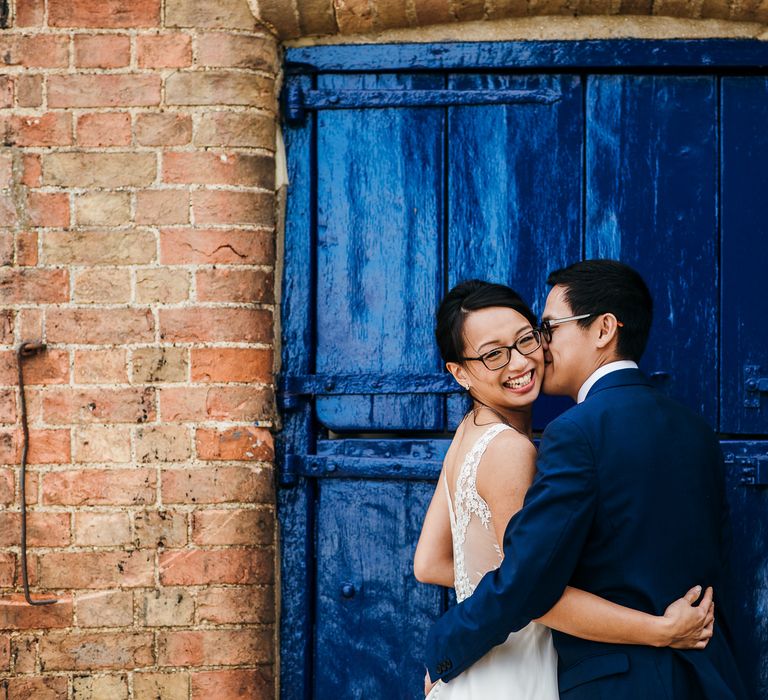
[461,329,543,371]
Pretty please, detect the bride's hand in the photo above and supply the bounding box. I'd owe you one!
[661,585,714,649]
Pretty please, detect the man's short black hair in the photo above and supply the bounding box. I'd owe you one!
[547,259,653,362]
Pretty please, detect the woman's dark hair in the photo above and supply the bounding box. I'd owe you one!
[435,280,537,365]
[546,259,653,362]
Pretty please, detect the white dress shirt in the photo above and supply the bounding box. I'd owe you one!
[577,360,639,404]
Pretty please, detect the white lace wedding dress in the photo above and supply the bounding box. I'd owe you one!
[427,423,559,699]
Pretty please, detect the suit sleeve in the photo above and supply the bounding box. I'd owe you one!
[425,416,598,683]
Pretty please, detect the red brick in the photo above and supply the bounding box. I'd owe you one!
[0,552,16,586]
[39,630,154,669]
[160,228,274,265]
[195,110,275,149]
[0,35,69,68]
[0,633,8,670]
[0,194,19,227]
[42,386,155,424]
[2,676,68,699]
[6,112,71,147]
[192,507,273,546]
[197,33,279,71]
[0,468,13,505]
[135,113,192,146]
[195,427,274,462]
[75,589,133,627]
[192,190,274,226]
[43,152,155,188]
[0,429,71,465]
[165,71,274,109]
[137,33,192,68]
[196,585,274,624]
[191,348,272,383]
[0,511,70,547]
[44,230,157,265]
[76,112,131,147]
[0,428,19,464]
[160,386,273,422]
[11,635,38,673]
[0,76,12,108]
[159,547,272,586]
[17,231,38,266]
[48,74,161,108]
[160,307,272,343]
[74,33,131,68]
[46,308,155,344]
[161,465,273,504]
[191,668,274,700]
[0,594,73,629]
[16,73,43,107]
[18,307,43,342]
[133,672,189,699]
[0,152,11,188]
[0,268,67,304]
[42,468,156,506]
[163,151,273,187]
[49,0,160,27]
[133,508,187,549]
[74,511,131,545]
[196,268,274,303]
[73,425,132,463]
[22,154,42,187]
[135,424,190,463]
[157,627,273,666]
[74,268,132,304]
[165,0,260,29]
[0,388,16,424]
[74,349,128,384]
[135,189,189,225]
[0,311,14,345]
[0,233,13,266]
[26,192,70,227]
[16,0,44,26]
[38,549,153,589]
[0,348,69,385]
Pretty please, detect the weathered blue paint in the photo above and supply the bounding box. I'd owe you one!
[721,76,768,434]
[286,39,768,73]
[586,74,718,424]
[279,42,768,700]
[315,71,446,432]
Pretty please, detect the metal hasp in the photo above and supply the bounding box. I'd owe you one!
[17,342,58,606]
[283,83,561,125]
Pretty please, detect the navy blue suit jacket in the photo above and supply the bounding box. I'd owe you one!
[425,368,746,698]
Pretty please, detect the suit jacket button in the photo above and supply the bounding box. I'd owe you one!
[445,660,452,670]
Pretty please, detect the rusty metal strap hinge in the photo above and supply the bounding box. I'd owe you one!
[282,84,562,125]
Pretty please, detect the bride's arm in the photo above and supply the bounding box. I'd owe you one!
[537,585,714,649]
[479,434,714,650]
[414,467,454,588]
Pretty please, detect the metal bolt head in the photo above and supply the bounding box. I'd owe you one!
[341,583,356,599]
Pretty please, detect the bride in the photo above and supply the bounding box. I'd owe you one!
[414,280,714,698]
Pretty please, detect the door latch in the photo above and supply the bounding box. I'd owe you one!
[744,365,768,408]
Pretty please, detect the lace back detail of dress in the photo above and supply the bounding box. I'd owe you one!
[445,423,511,602]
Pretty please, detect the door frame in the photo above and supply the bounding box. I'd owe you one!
[278,39,768,699]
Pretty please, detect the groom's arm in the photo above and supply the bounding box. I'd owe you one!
[425,416,598,683]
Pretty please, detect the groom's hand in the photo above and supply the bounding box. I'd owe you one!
[424,670,436,696]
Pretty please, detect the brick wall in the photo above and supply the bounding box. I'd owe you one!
[0,0,279,698]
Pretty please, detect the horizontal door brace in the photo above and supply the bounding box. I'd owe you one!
[724,453,768,487]
[282,454,442,485]
[283,85,561,124]
[280,373,461,408]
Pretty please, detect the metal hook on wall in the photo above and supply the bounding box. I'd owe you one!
[17,342,57,606]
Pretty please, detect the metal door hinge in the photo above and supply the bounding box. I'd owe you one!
[744,365,768,408]
[724,453,768,487]
[282,83,561,125]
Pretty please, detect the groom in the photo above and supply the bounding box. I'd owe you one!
[424,260,746,698]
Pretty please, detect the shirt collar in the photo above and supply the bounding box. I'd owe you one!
[577,360,639,404]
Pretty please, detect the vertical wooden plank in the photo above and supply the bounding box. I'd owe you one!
[315,72,445,432]
[586,75,718,424]
[720,77,768,434]
[278,75,315,700]
[447,73,583,428]
[314,479,442,698]
[721,440,768,699]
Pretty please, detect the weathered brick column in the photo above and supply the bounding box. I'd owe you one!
[0,0,279,697]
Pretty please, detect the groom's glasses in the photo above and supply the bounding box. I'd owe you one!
[461,329,543,371]
[539,313,624,342]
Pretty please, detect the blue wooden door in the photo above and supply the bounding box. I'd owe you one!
[279,43,768,700]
